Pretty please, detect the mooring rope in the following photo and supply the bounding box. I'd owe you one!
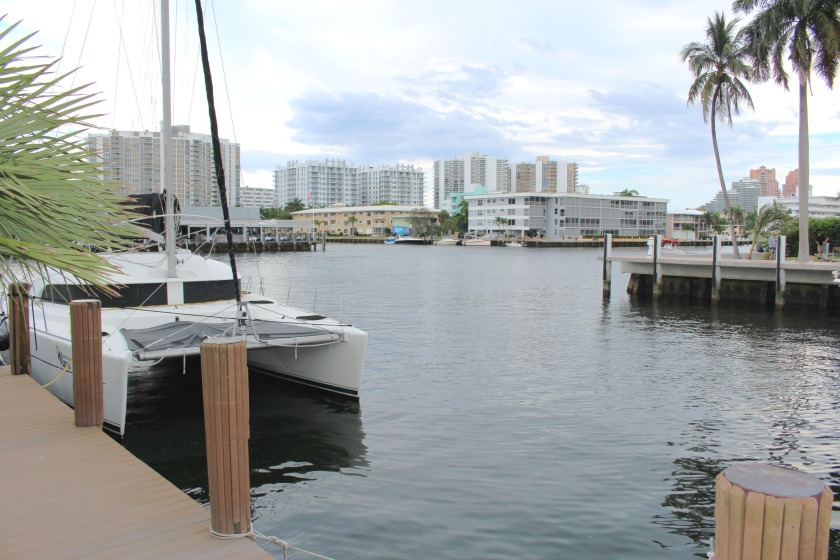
[42,358,72,388]
[209,526,335,560]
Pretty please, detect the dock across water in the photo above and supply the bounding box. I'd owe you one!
[0,365,272,559]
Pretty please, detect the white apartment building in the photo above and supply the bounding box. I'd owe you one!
[274,159,358,208]
[88,125,240,207]
[757,195,840,218]
[274,160,425,208]
[358,164,425,207]
[466,193,667,239]
[240,186,277,208]
[666,208,704,240]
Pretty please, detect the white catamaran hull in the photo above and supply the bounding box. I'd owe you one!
[247,325,367,397]
[27,321,132,433]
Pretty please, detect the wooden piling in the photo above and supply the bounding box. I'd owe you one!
[714,463,832,560]
[8,283,30,376]
[200,337,251,537]
[70,300,104,427]
[602,233,613,300]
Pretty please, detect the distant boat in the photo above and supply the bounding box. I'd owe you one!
[463,234,491,247]
[435,238,461,246]
[385,236,430,245]
[505,241,525,248]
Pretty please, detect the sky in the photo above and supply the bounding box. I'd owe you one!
[5,0,839,210]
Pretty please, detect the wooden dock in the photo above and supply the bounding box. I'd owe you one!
[0,366,273,559]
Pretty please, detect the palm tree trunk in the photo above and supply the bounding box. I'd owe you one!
[797,71,810,261]
[710,93,741,259]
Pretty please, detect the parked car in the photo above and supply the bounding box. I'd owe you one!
[264,234,276,242]
[279,235,289,241]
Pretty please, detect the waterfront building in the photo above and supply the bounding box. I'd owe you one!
[357,164,425,207]
[240,186,277,208]
[666,208,704,241]
[274,159,359,209]
[750,165,780,197]
[276,160,424,209]
[465,192,667,239]
[702,178,762,214]
[757,195,840,218]
[88,125,241,207]
[292,204,436,236]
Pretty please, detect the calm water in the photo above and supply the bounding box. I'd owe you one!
[121,244,840,559]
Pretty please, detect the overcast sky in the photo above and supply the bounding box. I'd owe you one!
[6,0,839,209]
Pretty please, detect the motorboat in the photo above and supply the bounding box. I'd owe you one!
[435,238,461,246]
[463,234,492,246]
[385,236,430,245]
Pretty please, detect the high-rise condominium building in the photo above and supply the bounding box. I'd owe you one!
[357,164,425,207]
[514,162,538,192]
[240,186,277,208]
[88,126,240,207]
[512,157,579,193]
[749,165,780,197]
[434,152,511,212]
[274,159,424,208]
[703,177,762,214]
[274,159,357,208]
[783,170,798,198]
[433,157,465,211]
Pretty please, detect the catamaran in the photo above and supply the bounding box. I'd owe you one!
[0,1,367,435]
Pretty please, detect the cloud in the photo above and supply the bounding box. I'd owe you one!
[286,89,520,163]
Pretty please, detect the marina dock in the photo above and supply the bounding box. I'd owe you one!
[602,234,840,309]
[0,365,272,560]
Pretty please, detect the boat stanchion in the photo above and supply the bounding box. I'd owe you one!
[713,463,832,560]
[70,300,103,427]
[200,337,251,538]
[8,283,30,375]
[711,235,721,304]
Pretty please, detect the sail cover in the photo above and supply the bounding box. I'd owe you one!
[120,320,339,359]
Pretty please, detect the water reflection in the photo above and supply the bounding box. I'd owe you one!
[120,360,367,505]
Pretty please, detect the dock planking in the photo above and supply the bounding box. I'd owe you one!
[0,365,273,559]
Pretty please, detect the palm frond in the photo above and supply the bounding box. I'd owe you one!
[0,17,145,292]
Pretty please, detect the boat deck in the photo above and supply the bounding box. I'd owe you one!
[0,365,272,559]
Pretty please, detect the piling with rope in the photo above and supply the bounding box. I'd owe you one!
[8,283,30,375]
[713,463,832,560]
[70,300,104,427]
[200,336,251,538]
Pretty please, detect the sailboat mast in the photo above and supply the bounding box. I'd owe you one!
[161,0,176,278]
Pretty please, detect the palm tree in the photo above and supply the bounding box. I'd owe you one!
[0,19,141,289]
[747,202,794,258]
[682,12,755,258]
[347,215,357,236]
[733,0,840,261]
[618,188,639,197]
[701,210,725,237]
[494,216,508,238]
